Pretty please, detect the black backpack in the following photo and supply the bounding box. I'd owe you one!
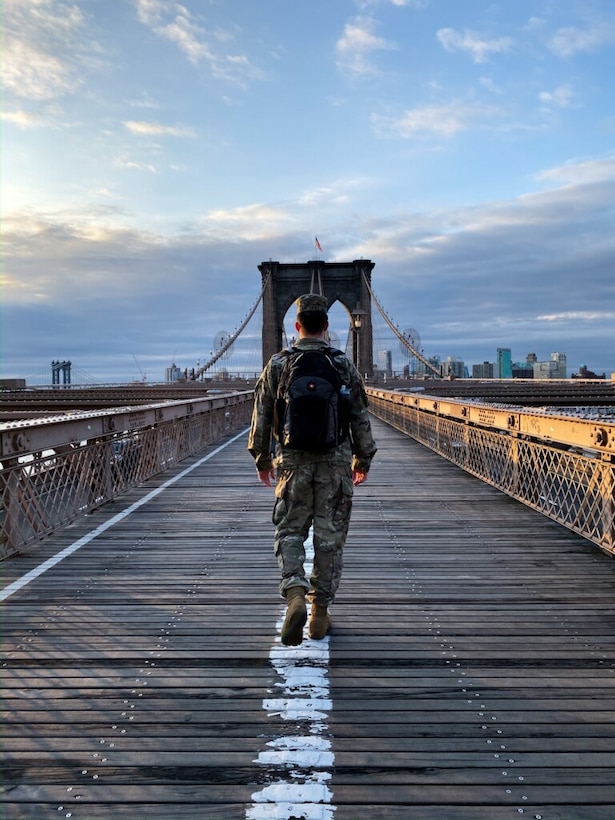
[273,347,351,451]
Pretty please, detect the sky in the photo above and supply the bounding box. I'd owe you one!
[2,0,615,384]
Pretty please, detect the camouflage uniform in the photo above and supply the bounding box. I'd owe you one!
[248,301,377,606]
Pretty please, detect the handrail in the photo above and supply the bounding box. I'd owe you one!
[3,387,613,559]
[367,388,615,555]
[0,392,254,559]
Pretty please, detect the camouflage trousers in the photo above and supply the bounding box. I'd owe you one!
[272,461,354,605]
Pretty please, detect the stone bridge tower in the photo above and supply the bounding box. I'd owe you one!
[258,259,375,376]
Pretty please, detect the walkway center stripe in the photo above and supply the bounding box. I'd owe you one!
[247,530,336,820]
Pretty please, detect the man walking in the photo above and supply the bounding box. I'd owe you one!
[248,293,377,646]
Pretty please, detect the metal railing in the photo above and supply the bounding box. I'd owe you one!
[3,385,614,560]
[367,388,615,556]
[0,392,253,559]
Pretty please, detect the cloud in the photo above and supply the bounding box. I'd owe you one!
[134,0,168,27]
[549,22,615,57]
[537,311,615,322]
[114,157,159,174]
[296,178,368,208]
[335,17,397,76]
[2,37,81,100]
[371,102,488,137]
[134,0,263,86]
[538,84,575,108]
[343,157,615,367]
[0,203,272,380]
[0,109,45,128]
[3,155,615,380]
[199,203,297,241]
[1,0,99,102]
[479,77,503,95]
[534,153,615,186]
[126,94,160,109]
[1,210,170,309]
[356,0,428,7]
[437,27,513,63]
[123,120,196,137]
[156,11,211,64]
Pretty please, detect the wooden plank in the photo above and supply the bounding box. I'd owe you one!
[6,749,615,771]
[3,782,615,803]
[2,806,615,820]
[7,734,615,754]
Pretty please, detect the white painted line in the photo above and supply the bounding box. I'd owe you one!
[0,428,249,603]
[247,530,336,820]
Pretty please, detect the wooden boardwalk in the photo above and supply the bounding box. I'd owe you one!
[3,418,615,820]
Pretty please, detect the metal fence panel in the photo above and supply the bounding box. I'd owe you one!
[368,390,615,555]
[1,395,253,559]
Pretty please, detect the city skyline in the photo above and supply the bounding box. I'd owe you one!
[376,345,589,379]
[14,316,609,385]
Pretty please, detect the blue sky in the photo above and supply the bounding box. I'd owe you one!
[2,0,614,383]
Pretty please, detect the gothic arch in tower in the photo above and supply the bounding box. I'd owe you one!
[257,259,375,375]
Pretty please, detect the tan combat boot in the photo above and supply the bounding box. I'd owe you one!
[309,603,331,640]
[281,586,307,646]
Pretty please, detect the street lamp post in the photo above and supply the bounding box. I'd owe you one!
[351,304,366,373]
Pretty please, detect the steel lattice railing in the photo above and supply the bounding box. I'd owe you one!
[3,386,613,559]
[367,388,615,555]
[0,393,253,559]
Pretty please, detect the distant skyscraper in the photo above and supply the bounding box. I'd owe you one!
[444,356,464,378]
[497,348,512,378]
[550,351,567,378]
[534,360,558,379]
[165,363,183,383]
[512,362,534,378]
[472,361,494,378]
[428,355,441,376]
[377,349,392,376]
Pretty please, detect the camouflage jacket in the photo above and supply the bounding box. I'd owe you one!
[248,337,377,473]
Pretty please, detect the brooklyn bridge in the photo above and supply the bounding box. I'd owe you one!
[2,260,615,820]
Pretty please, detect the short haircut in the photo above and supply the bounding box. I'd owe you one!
[297,310,328,334]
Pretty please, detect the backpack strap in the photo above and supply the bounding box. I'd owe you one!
[323,346,349,387]
[276,348,300,399]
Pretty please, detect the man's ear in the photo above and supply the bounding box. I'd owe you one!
[295,321,301,332]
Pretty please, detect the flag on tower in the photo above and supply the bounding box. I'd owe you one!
[315,236,322,252]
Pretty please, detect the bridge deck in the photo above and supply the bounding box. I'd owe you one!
[2,418,615,820]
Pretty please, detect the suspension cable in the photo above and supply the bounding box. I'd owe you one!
[191,273,270,380]
[362,273,441,378]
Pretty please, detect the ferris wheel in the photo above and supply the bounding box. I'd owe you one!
[399,327,421,359]
[213,331,232,353]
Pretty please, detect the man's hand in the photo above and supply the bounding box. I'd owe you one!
[352,469,368,486]
[258,468,276,487]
